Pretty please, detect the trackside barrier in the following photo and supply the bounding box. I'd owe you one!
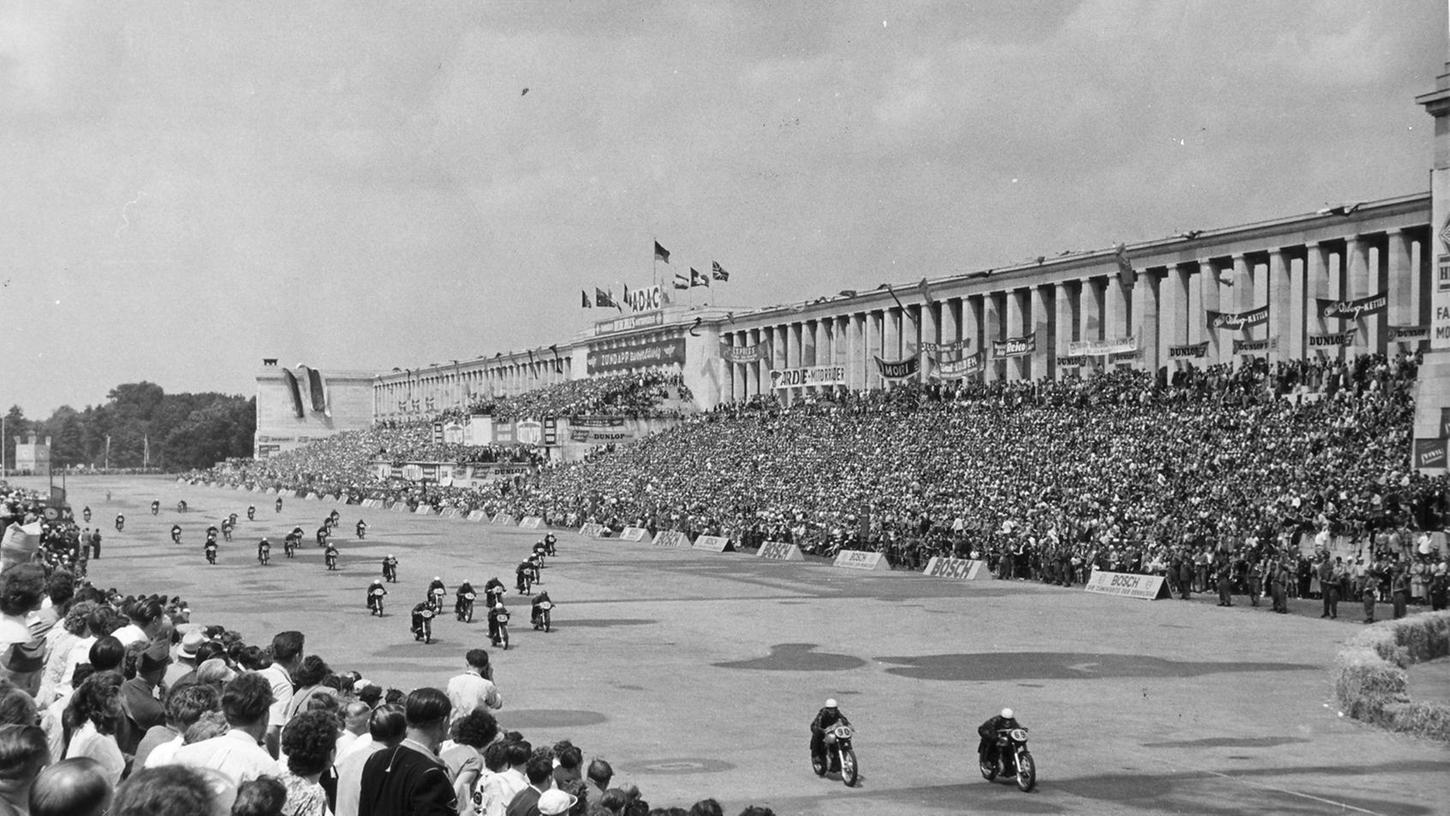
[652,531,689,548]
[270,488,281,495]
[391,503,411,513]
[692,535,731,553]
[491,513,517,527]
[518,517,544,529]
[578,523,606,538]
[758,541,804,561]
[619,527,648,542]
[833,550,890,571]
[922,557,992,580]
[439,508,462,519]
[414,505,435,516]
[1084,569,1169,600]
[466,510,488,522]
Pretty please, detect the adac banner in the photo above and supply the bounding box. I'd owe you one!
[719,343,766,364]
[1084,569,1170,600]
[931,353,983,379]
[874,354,920,379]
[1316,293,1388,321]
[920,339,971,355]
[1233,336,1278,355]
[991,332,1036,358]
[1390,325,1430,343]
[1307,330,1356,348]
[586,337,686,375]
[770,365,846,389]
[1207,306,1269,331]
[1414,438,1448,471]
[1168,342,1210,360]
[622,284,665,313]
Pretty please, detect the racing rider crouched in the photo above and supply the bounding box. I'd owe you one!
[977,707,1021,770]
[531,591,552,629]
[809,698,851,770]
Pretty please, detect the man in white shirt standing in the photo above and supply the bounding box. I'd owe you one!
[447,649,501,726]
[257,630,303,759]
[173,672,280,786]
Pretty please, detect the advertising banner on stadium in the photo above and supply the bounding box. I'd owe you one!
[1168,342,1210,360]
[692,535,732,552]
[578,522,607,538]
[652,530,689,548]
[491,513,515,526]
[920,339,971,355]
[1084,569,1170,600]
[1056,354,1086,368]
[595,311,663,336]
[518,517,544,529]
[770,365,846,389]
[568,417,635,444]
[1390,325,1430,343]
[922,557,991,580]
[1068,337,1136,357]
[874,354,920,379]
[1440,407,1450,438]
[586,337,686,375]
[1233,336,1278,355]
[832,550,891,571]
[1316,293,1388,321]
[718,343,765,364]
[757,541,804,560]
[619,527,648,542]
[991,332,1036,358]
[1308,330,1356,349]
[1206,306,1269,331]
[1414,438,1447,471]
[623,284,665,313]
[931,353,983,379]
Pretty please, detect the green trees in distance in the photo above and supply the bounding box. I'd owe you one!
[4,382,255,472]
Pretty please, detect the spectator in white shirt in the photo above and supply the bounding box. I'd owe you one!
[173,672,280,786]
[446,649,501,726]
[258,631,304,760]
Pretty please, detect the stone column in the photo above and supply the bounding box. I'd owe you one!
[918,302,937,384]
[1345,236,1371,357]
[1287,251,1306,362]
[1199,261,1222,366]
[983,292,1002,382]
[1104,273,1127,347]
[1030,285,1051,380]
[1132,270,1159,373]
[1388,229,1415,340]
[1268,249,1292,362]
[1053,281,1073,379]
[1004,289,1025,380]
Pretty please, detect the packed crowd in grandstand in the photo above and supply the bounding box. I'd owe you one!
[0,482,779,815]
[182,352,1450,612]
[457,373,693,423]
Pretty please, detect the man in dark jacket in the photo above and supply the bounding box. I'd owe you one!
[809,699,851,768]
[977,707,1022,769]
[359,687,457,816]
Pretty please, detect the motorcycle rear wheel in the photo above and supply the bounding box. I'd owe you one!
[1015,752,1035,792]
[840,748,858,787]
[811,753,826,777]
[979,759,997,781]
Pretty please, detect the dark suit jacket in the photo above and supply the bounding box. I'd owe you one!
[505,784,545,816]
[358,741,458,816]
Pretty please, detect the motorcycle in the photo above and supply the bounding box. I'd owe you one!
[82,507,91,523]
[247,505,256,521]
[383,560,398,583]
[325,550,338,571]
[258,545,271,566]
[430,587,446,610]
[357,522,367,540]
[368,587,386,616]
[493,609,511,650]
[811,724,859,787]
[457,592,475,622]
[414,606,435,643]
[275,497,283,513]
[151,501,160,516]
[517,570,534,596]
[980,728,1036,793]
[532,601,553,632]
[284,539,296,558]
[171,527,182,544]
[205,544,217,565]
[115,516,125,532]
[177,500,188,513]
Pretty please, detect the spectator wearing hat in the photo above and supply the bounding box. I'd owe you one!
[0,565,48,693]
[535,788,577,816]
[29,756,114,816]
[172,672,280,786]
[358,688,456,816]
[118,641,170,754]
[167,629,208,688]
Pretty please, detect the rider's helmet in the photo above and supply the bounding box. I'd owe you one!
[388,554,395,559]
[495,603,505,610]
[825,698,838,709]
[433,576,442,582]
[1001,708,1014,720]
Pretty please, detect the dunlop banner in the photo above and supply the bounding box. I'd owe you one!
[586,337,686,375]
[931,353,983,379]
[1084,569,1170,600]
[757,541,804,560]
[922,557,991,580]
[718,343,765,364]
[1168,342,1210,360]
[1414,438,1448,470]
[1390,325,1430,343]
[1307,330,1356,348]
[920,339,971,355]
[991,332,1036,358]
[1207,306,1269,331]
[1233,336,1278,355]
[874,354,920,379]
[569,416,634,444]
[770,365,846,389]
[1316,292,1388,321]
[832,549,891,571]
[1056,354,1086,368]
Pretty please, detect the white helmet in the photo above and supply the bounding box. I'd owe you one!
[825,698,838,708]
[1001,708,1014,719]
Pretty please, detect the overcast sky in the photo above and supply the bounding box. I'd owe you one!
[1,0,1442,416]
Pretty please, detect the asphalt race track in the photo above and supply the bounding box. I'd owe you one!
[25,476,1450,815]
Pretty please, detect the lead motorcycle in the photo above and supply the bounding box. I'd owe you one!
[980,727,1036,792]
[811,724,859,787]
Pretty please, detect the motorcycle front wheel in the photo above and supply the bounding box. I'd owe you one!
[1014,751,1035,792]
[543,611,551,632]
[840,748,858,787]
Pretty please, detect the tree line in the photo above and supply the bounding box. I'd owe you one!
[3,382,255,472]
